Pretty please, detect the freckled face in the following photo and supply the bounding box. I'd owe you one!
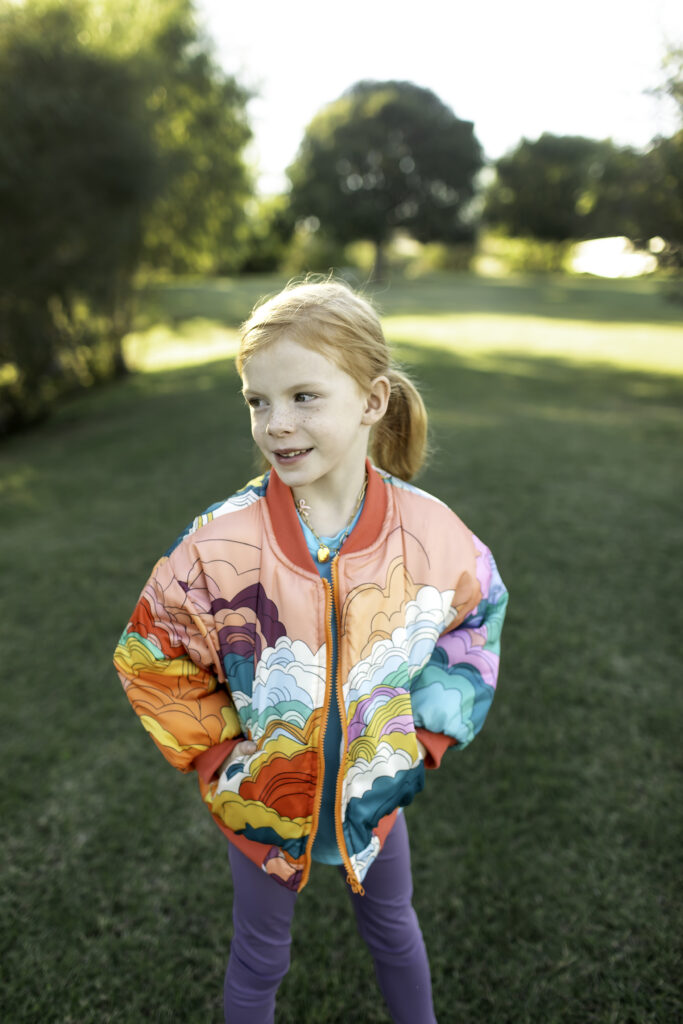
[241,337,378,504]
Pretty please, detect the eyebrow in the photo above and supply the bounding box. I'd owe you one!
[241,381,324,396]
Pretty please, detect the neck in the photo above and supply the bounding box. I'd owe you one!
[292,464,367,537]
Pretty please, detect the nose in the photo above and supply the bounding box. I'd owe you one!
[265,404,292,436]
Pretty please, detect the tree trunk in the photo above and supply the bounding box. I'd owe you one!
[371,240,386,282]
[110,272,134,377]
[111,337,130,378]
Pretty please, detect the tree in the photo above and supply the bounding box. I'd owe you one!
[287,80,483,279]
[644,46,683,265]
[135,7,253,274]
[484,133,619,242]
[0,0,255,430]
[652,45,683,120]
[0,1,162,429]
[569,143,656,243]
[484,130,683,263]
[636,131,683,265]
[76,0,254,274]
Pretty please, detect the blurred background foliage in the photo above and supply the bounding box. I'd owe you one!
[483,131,683,258]
[0,0,681,433]
[0,0,252,431]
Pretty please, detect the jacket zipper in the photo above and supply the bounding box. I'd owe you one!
[299,566,364,895]
[299,575,336,891]
[331,557,365,895]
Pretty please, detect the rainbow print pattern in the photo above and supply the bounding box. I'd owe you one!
[114,468,507,890]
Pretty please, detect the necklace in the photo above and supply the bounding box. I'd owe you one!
[296,475,368,563]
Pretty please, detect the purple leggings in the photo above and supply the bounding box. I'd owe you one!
[224,813,436,1023]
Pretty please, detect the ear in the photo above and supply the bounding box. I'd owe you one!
[361,375,391,426]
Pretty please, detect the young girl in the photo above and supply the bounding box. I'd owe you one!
[114,279,508,1023]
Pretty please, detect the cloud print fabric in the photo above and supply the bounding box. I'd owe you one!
[114,466,508,891]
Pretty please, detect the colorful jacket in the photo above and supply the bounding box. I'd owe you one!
[113,462,508,893]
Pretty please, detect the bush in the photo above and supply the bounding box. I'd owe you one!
[474,233,571,275]
[402,241,475,277]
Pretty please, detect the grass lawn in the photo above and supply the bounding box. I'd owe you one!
[1,273,681,1023]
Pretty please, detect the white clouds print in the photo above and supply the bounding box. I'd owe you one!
[346,585,454,701]
[343,740,417,804]
[237,636,326,740]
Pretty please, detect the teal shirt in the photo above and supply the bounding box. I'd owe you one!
[297,504,364,864]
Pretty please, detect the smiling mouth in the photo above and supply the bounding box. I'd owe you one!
[274,448,311,460]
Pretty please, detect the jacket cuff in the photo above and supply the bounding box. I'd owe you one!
[416,729,456,769]
[194,738,243,783]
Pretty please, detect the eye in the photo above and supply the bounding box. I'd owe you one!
[245,395,265,409]
[294,392,317,403]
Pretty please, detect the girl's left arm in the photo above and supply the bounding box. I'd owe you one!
[411,537,508,768]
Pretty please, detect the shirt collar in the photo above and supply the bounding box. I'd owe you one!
[264,459,389,572]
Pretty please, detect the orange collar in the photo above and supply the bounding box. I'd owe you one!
[265,459,389,572]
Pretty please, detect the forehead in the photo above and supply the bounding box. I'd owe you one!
[241,335,355,390]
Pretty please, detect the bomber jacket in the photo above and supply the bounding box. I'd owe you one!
[113,462,508,893]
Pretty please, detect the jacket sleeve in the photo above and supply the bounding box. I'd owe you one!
[113,554,244,775]
[411,535,508,768]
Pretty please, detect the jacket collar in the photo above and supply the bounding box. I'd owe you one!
[265,459,388,572]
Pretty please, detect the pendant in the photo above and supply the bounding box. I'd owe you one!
[317,545,330,563]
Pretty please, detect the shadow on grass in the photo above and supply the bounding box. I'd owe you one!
[373,273,683,326]
[133,273,683,333]
[133,273,289,331]
[1,342,680,528]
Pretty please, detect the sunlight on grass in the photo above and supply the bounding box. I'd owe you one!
[123,311,683,377]
[384,314,683,375]
[123,274,683,377]
[123,318,240,371]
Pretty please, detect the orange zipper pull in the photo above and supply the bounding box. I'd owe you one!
[346,873,365,896]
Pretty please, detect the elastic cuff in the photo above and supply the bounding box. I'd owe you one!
[194,738,243,783]
[416,729,456,769]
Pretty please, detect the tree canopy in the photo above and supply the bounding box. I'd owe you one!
[0,0,254,430]
[484,134,618,242]
[484,130,683,262]
[72,0,254,274]
[287,80,483,276]
[653,45,683,120]
[635,130,683,263]
[645,46,683,263]
[0,1,162,428]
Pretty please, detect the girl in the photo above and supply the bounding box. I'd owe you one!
[114,279,508,1023]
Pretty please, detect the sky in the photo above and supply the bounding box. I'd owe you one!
[196,0,682,194]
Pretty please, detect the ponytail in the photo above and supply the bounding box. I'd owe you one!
[371,368,428,482]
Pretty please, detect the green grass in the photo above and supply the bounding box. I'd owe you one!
[124,272,683,376]
[1,273,681,1022]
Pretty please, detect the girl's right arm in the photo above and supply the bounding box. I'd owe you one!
[113,554,245,779]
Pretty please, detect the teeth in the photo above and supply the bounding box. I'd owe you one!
[279,449,307,458]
